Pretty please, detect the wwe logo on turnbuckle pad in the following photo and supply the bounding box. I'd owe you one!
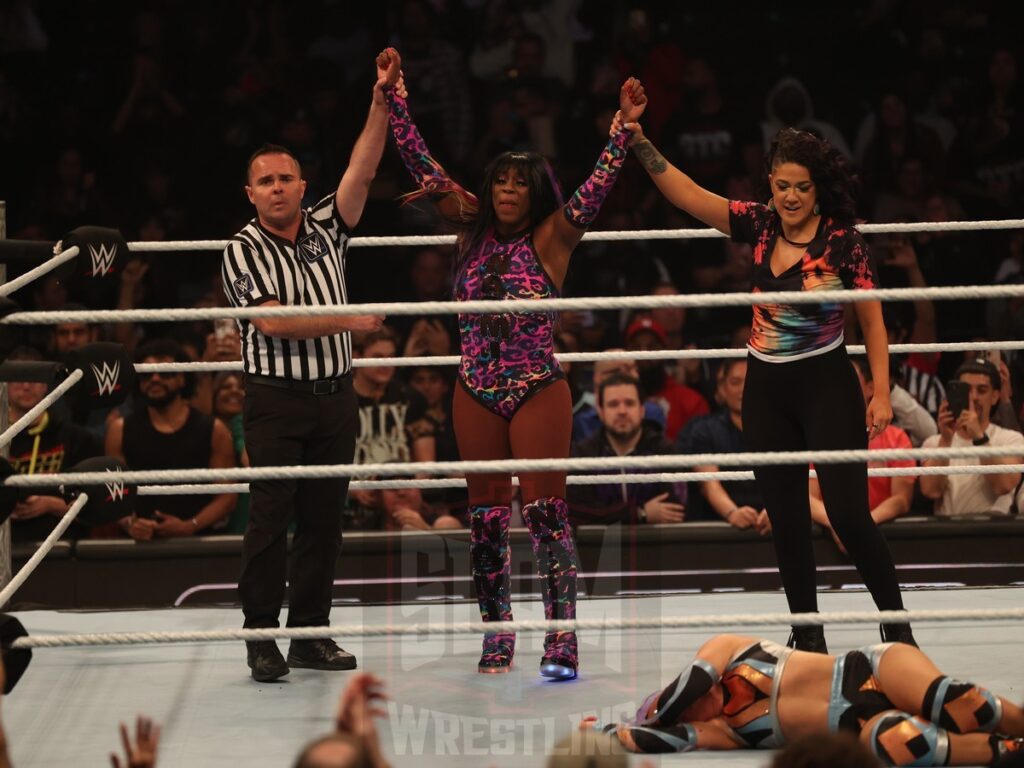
[104,469,126,503]
[90,361,121,397]
[87,243,118,276]
[298,233,329,263]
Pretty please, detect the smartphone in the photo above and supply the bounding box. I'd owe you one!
[946,380,970,418]
[986,350,1001,367]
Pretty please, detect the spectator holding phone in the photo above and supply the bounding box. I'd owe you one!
[920,358,1024,515]
[963,348,1022,432]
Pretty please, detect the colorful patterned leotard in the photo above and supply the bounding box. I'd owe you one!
[454,229,564,418]
[729,201,878,361]
[385,86,630,419]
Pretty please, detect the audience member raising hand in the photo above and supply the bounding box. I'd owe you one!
[293,673,391,768]
[110,716,160,768]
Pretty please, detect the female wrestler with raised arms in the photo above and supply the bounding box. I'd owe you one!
[614,113,914,652]
[582,633,1024,765]
[381,48,646,680]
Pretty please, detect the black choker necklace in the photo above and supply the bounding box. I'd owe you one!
[781,233,813,248]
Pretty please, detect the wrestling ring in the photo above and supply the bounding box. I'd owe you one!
[0,218,1022,766]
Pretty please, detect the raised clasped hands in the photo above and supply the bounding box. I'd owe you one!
[619,77,647,123]
[374,47,403,103]
[612,77,647,144]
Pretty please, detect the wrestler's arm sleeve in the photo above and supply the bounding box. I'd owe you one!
[384,87,477,214]
[639,658,721,727]
[562,127,631,228]
[604,720,740,753]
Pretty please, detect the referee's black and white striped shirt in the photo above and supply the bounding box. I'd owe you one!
[222,193,352,380]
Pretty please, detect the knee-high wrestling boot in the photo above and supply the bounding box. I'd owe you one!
[470,505,515,673]
[522,496,579,680]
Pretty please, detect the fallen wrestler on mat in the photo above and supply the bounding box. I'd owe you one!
[582,633,1023,766]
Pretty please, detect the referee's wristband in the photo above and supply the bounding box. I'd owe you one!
[724,507,738,520]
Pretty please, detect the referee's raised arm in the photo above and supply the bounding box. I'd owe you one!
[335,47,402,230]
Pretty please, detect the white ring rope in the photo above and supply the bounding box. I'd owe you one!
[0,246,79,298]
[10,606,1024,650]
[134,340,1024,374]
[132,464,1024,496]
[0,493,88,607]
[120,219,1024,252]
[0,368,83,450]
[3,445,1022,489]
[5,285,1024,326]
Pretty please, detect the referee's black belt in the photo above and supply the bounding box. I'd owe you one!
[245,373,349,395]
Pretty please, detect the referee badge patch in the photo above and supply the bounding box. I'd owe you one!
[233,273,254,298]
[298,232,329,263]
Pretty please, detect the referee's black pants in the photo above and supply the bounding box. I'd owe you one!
[240,378,357,629]
[742,345,905,616]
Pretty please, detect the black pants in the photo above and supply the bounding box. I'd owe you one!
[743,346,905,615]
[239,378,357,629]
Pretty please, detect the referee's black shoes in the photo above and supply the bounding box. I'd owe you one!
[247,640,290,682]
[287,638,358,671]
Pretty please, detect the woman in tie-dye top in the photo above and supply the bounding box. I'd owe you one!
[618,119,914,653]
[382,48,646,680]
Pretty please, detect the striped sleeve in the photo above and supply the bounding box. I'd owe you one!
[308,193,350,250]
[222,235,279,307]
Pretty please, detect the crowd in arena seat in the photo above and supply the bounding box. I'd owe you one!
[2,2,1024,540]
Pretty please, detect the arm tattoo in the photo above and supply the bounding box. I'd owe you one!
[634,140,668,175]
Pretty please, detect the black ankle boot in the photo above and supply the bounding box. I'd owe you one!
[880,622,918,647]
[787,625,828,653]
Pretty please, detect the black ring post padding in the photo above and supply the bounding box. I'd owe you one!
[0,360,68,386]
[61,456,136,525]
[62,342,135,410]
[0,239,58,266]
[0,457,18,527]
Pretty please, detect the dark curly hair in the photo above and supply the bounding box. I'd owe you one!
[456,151,563,274]
[763,128,859,223]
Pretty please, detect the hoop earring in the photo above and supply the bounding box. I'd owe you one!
[767,199,776,212]
[813,203,820,215]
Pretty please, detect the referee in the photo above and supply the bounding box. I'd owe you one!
[221,50,400,682]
